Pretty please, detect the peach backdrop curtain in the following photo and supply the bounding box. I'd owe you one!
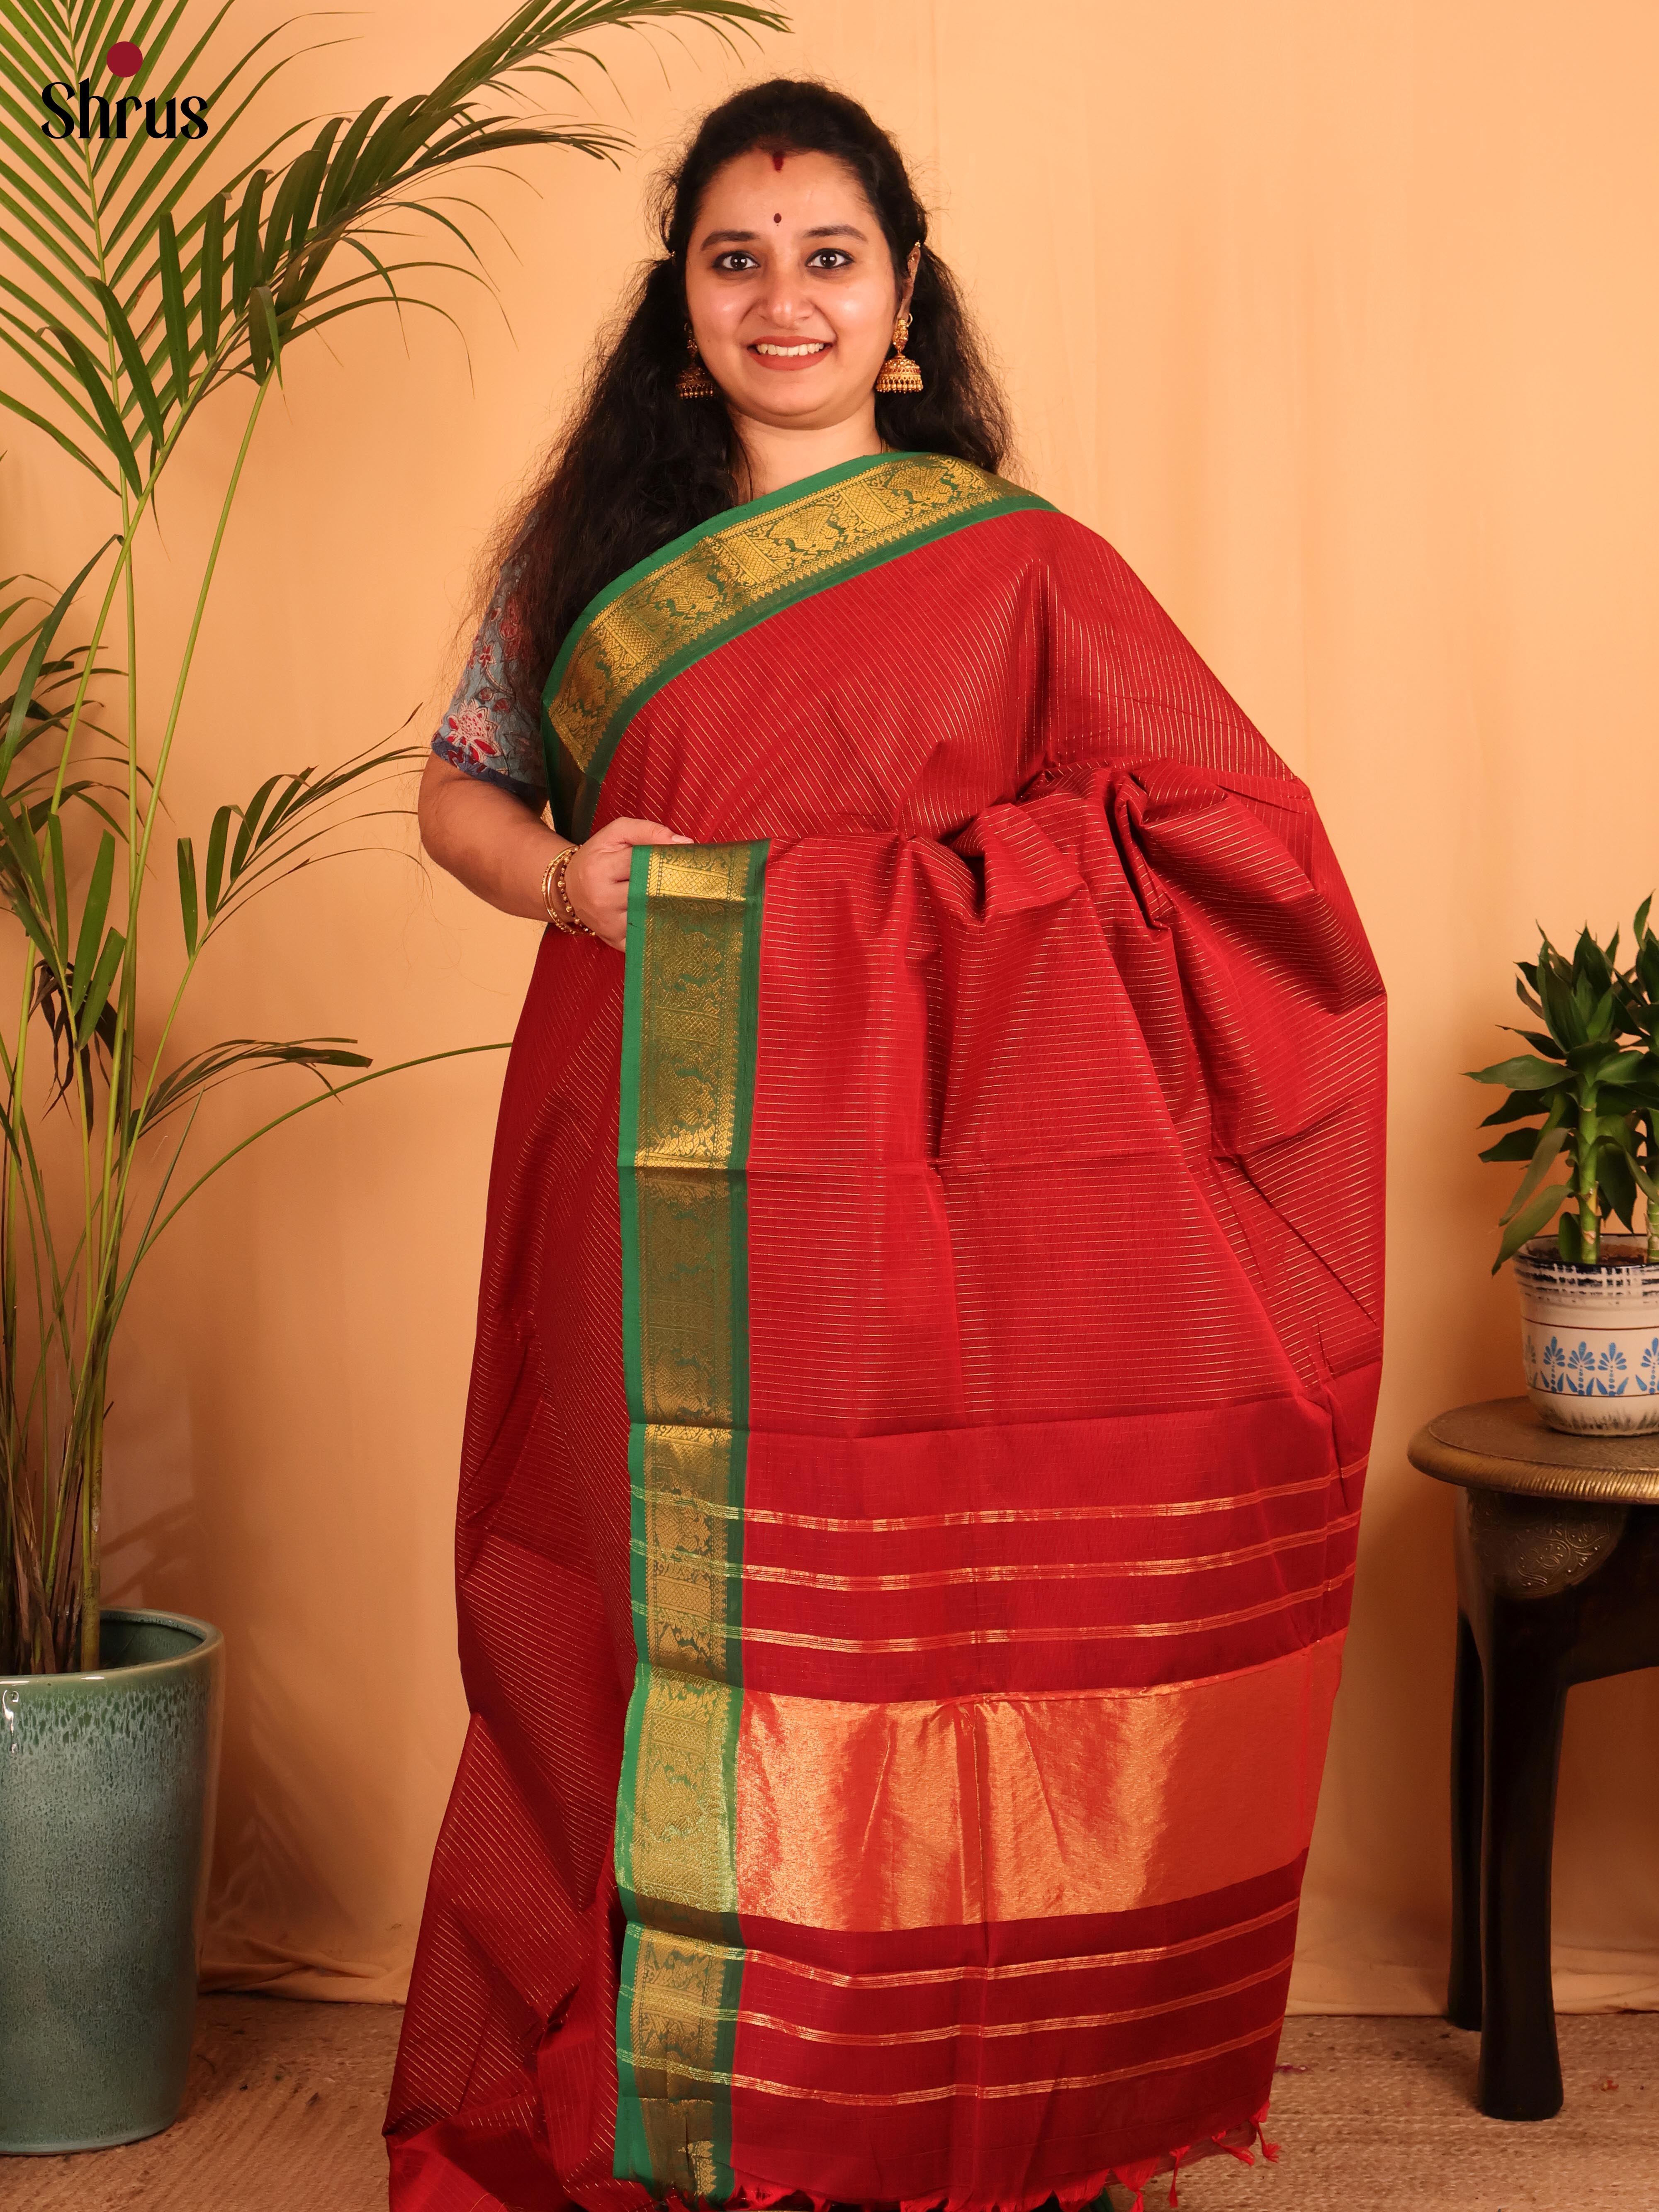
[8,0,1659,2013]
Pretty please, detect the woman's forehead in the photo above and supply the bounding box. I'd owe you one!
[696,147,874,234]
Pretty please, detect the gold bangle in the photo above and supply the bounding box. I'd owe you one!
[550,844,595,937]
[540,853,576,934]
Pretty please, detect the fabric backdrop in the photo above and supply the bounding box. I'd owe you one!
[7,0,1658,2015]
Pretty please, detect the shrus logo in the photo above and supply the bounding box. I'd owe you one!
[40,39,209,142]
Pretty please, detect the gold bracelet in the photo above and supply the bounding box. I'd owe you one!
[547,844,595,937]
[540,853,577,934]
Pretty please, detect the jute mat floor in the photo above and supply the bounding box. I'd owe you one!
[0,2000,1653,2210]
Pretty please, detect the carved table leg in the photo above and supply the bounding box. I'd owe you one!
[1457,1487,1629,2122]
[1447,1608,1484,2031]
[1477,1637,1567,2119]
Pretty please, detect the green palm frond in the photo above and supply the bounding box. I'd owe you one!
[0,0,789,1677]
[0,0,785,489]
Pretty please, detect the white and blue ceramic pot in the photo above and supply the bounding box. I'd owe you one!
[1515,1234,1659,1434]
[0,1608,224,2153]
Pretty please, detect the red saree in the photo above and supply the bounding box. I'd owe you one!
[387,452,1387,2212]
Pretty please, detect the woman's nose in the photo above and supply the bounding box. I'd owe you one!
[757,269,811,326]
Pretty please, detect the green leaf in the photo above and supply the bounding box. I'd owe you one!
[1479,1092,1548,1128]
[1540,951,1581,1049]
[90,280,168,453]
[1601,1081,1659,1118]
[293,121,343,240]
[348,92,430,197]
[70,832,115,1017]
[228,774,281,883]
[1495,1180,1571,1270]
[261,144,331,282]
[46,811,69,947]
[1576,926,1614,1000]
[0,391,120,496]
[199,191,225,356]
[232,170,268,314]
[1596,1115,1638,1156]
[1557,1209,1583,1264]
[1467,1054,1568,1090]
[1504,1028,1564,1058]
[9,879,60,973]
[157,209,192,408]
[73,928,125,1052]
[2,543,116,773]
[1635,893,1653,944]
[247,284,282,382]
[204,803,234,918]
[1501,1121,1569,1223]
[1480,1128,1541,1164]
[1601,1144,1638,1231]
[316,97,391,227]
[46,324,143,492]
[176,834,198,957]
[1577,1049,1648,1089]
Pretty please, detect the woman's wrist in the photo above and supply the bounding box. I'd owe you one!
[541,841,594,937]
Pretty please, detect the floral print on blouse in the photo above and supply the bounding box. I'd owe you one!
[430,564,547,808]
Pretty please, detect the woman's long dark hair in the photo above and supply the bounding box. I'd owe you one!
[493,78,1013,720]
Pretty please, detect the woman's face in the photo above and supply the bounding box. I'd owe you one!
[684,148,915,434]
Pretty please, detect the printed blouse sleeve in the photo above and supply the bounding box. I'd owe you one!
[430,565,547,807]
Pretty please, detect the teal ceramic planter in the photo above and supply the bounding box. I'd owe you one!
[0,1608,224,2154]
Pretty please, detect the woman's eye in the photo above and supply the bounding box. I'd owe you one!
[807,250,853,270]
[713,252,758,273]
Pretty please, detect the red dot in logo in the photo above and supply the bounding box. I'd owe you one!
[106,40,144,77]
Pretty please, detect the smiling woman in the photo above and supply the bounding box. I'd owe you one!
[392,75,1387,2212]
[684,147,920,438]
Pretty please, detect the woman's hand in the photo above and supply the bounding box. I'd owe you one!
[417,758,691,947]
[564,817,692,950]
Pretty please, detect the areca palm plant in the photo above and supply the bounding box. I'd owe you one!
[0,0,783,1675]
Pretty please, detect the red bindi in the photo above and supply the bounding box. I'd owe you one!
[773,212,782,224]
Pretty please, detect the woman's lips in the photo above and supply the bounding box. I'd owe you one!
[747,338,832,371]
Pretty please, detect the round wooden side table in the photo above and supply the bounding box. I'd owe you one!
[1408,1396,1659,2121]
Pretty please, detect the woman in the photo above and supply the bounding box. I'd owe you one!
[388,78,1386,2212]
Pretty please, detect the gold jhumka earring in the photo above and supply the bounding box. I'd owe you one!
[677,328,717,399]
[873,311,923,393]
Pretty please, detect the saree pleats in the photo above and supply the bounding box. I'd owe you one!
[388,454,1386,2212]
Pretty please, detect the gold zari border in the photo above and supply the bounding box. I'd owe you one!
[548,456,1014,781]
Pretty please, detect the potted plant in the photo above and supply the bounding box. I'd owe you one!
[1469,905,1659,1433]
[0,0,779,2156]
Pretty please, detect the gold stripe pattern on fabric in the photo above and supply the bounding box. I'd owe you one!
[738,1898,1302,1989]
[633,1460,1363,1533]
[637,2024,1280,2107]
[624,1928,733,2198]
[641,1508,1363,1592]
[650,1566,1356,1655]
[739,1959,1292,2044]
[548,456,1013,779]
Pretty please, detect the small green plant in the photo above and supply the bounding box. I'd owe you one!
[1469,902,1659,1271]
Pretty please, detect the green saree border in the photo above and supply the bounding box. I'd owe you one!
[541,450,1053,837]
[613,838,767,2200]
